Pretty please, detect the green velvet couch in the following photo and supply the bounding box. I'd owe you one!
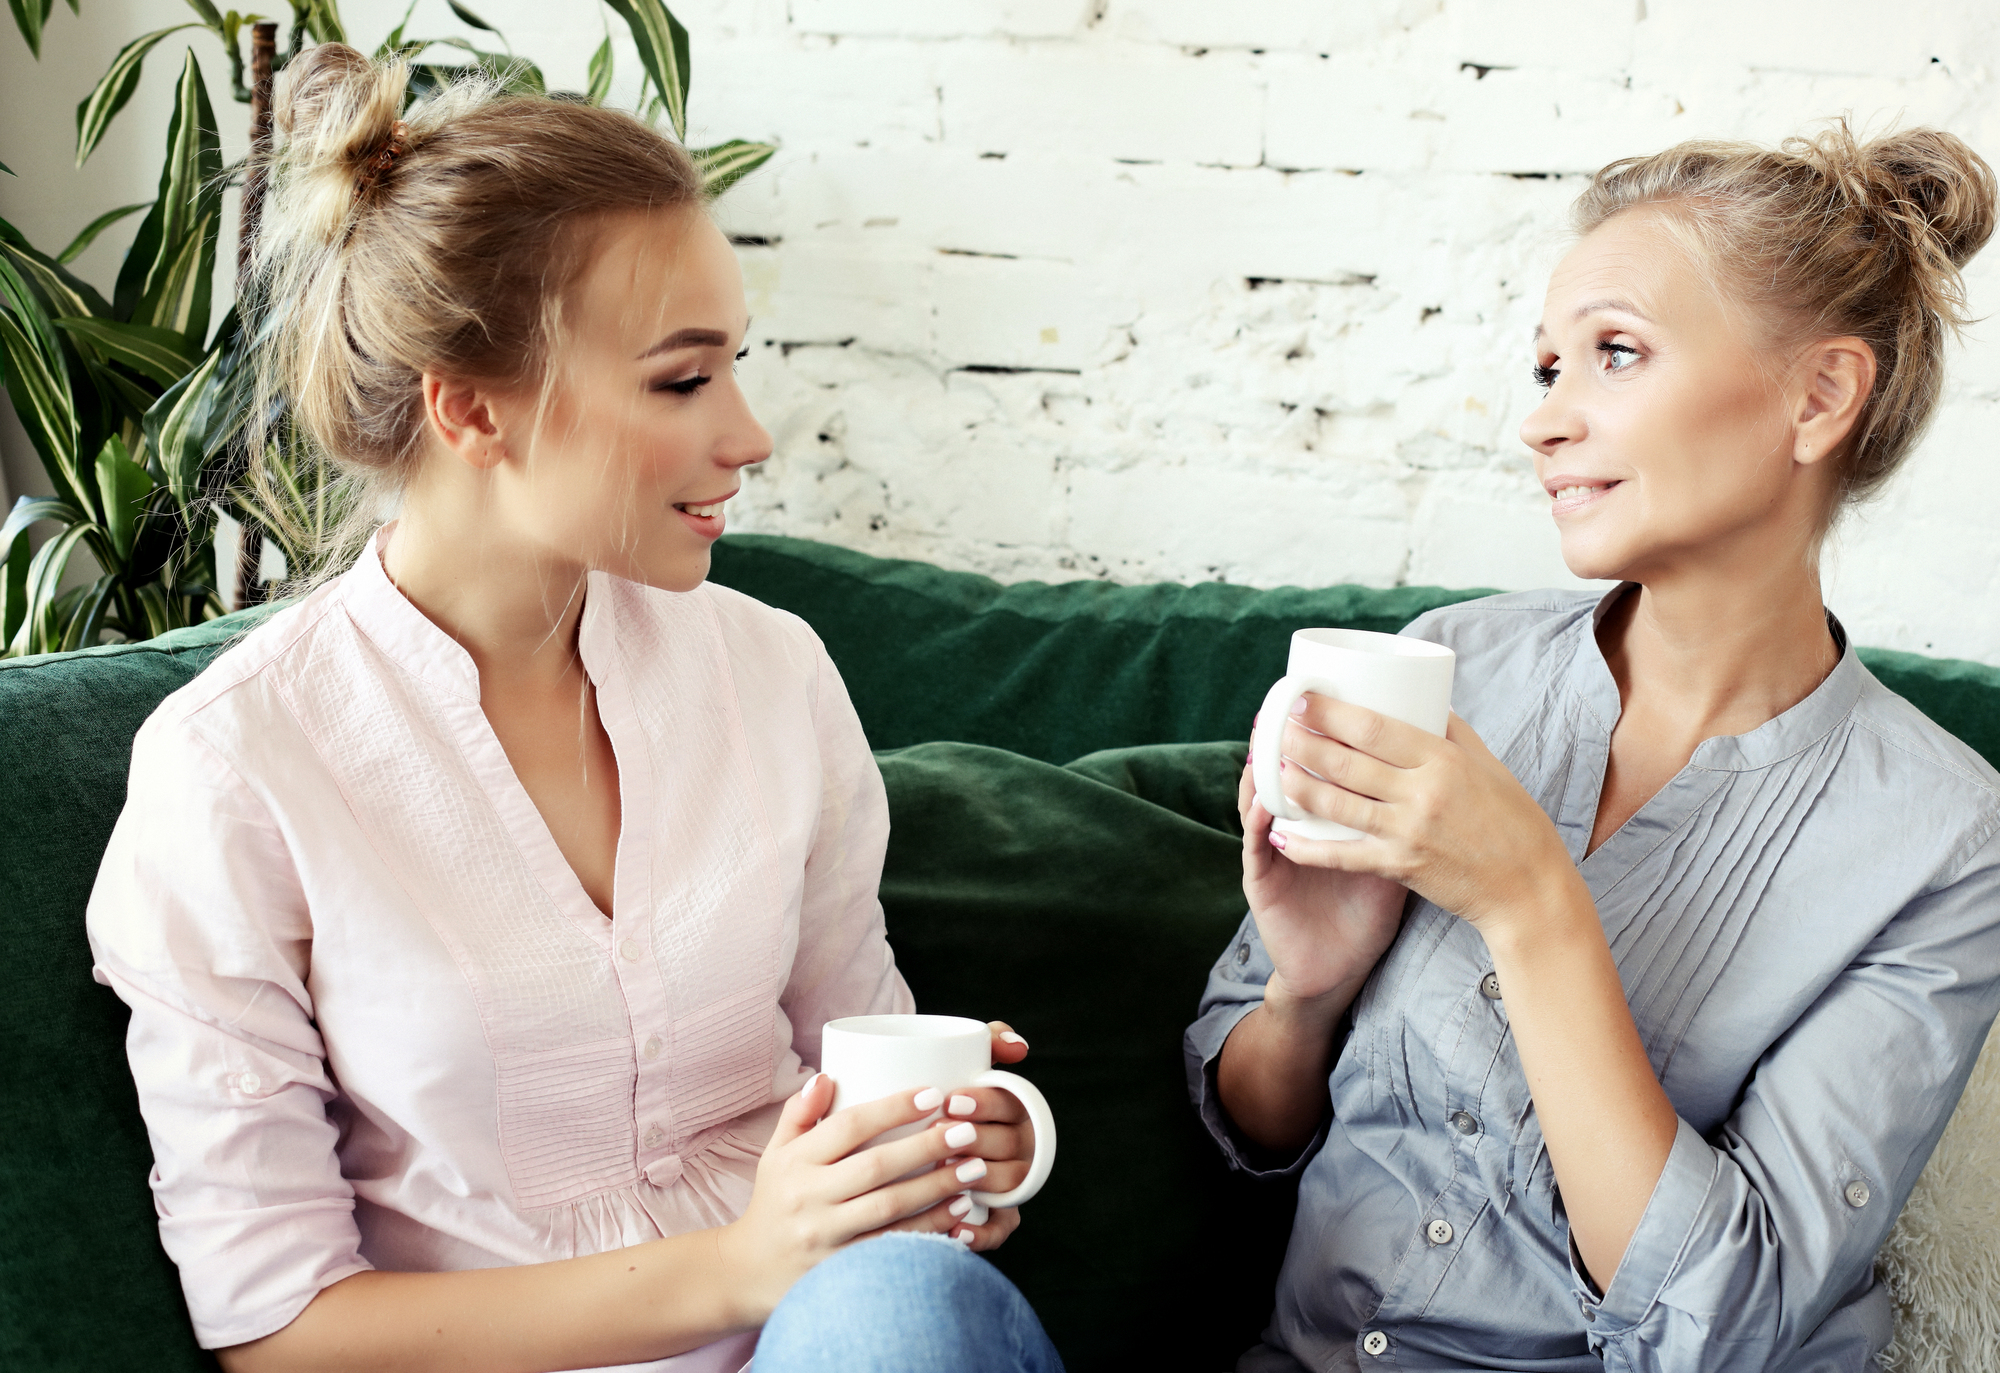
[5,533,1998,1373]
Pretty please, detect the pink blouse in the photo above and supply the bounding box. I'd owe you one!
[86,535,913,1371]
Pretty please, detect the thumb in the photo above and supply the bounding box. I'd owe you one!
[770,1072,834,1149]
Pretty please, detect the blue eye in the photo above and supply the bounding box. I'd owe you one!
[655,374,710,395]
[1597,340,1639,370]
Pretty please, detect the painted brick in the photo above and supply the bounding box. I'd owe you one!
[938,46,1266,166]
[790,0,1096,40]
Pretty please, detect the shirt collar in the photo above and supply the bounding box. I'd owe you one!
[338,525,483,701]
[1570,582,1863,773]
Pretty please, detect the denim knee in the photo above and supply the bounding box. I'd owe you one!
[755,1233,1062,1373]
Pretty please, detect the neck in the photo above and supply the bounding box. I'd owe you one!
[380,491,589,692]
[1599,533,1838,740]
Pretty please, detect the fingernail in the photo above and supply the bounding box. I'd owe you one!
[955,1228,976,1245]
[947,1094,978,1117]
[1290,696,1308,716]
[956,1158,988,1184]
[999,1032,1027,1047]
[964,1201,990,1226]
[1269,830,1288,850]
[944,1121,978,1148]
[801,1073,825,1098]
[949,1194,975,1218]
[913,1087,944,1111]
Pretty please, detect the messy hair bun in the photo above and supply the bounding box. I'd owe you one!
[1572,120,1996,514]
[246,43,706,582]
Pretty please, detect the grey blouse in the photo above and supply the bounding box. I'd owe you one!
[1186,588,2000,1373]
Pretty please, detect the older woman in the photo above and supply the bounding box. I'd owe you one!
[1192,124,2000,1372]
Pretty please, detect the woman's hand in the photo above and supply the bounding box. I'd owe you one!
[1266,694,1580,932]
[1240,752,1409,1005]
[716,1076,1010,1324]
[900,1021,1035,1252]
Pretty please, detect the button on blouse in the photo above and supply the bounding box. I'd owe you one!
[1186,587,2000,1372]
[87,538,913,1370]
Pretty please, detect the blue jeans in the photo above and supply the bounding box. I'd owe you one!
[754,1233,1065,1373]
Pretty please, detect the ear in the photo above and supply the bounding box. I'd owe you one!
[421,373,508,471]
[1792,337,1876,469]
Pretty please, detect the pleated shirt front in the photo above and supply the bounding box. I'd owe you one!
[86,538,912,1370]
[1188,587,2000,1373]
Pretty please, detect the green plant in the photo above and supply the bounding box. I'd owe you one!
[0,0,772,656]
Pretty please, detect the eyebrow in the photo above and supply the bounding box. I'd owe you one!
[1531,298,1651,342]
[636,327,732,359]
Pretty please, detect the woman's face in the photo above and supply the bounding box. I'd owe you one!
[484,208,771,594]
[1521,209,1828,585]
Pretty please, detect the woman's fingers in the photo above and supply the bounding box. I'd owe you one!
[987,1021,1029,1065]
[767,1073,835,1152]
[944,1086,1026,1127]
[950,1203,1021,1253]
[1281,720,1407,803]
[797,1085,947,1166]
[837,1145,997,1232]
[1292,694,1436,769]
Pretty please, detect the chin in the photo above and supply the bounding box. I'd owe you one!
[602,547,712,595]
[1555,531,1633,585]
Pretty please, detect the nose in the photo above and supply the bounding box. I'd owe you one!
[717,379,774,473]
[1519,377,1583,456]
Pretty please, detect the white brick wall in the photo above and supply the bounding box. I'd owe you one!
[5,1,1998,662]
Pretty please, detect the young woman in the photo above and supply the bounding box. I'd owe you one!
[86,46,1059,1373]
[1192,125,2000,1372]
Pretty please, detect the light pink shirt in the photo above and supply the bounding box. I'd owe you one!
[86,537,913,1370]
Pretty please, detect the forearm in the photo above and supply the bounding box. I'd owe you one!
[218,1224,753,1373]
[1483,873,1679,1289]
[1215,980,1357,1153]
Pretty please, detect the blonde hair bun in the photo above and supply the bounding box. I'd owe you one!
[266,43,413,254]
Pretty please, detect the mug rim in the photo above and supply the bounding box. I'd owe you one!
[1294,627,1454,659]
[824,1013,989,1040]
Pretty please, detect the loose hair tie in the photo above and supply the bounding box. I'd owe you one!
[355,119,410,200]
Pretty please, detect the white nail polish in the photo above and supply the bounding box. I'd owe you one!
[800,1073,824,1098]
[955,1228,975,1245]
[944,1121,978,1149]
[949,1194,974,1218]
[999,1032,1026,1047]
[955,1158,987,1184]
[912,1087,944,1111]
[964,1201,990,1226]
[947,1094,978,1117]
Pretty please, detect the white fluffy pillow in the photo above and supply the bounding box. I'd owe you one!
[1877,1019,2000,1372]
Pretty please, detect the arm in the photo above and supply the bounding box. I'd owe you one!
[1215,760,1408,1151]
[1266,697,1677,1283]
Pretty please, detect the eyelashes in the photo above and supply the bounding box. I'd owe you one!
[1532,340,1640,391]
[652,348,754,396]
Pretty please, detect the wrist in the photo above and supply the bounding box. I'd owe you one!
[708,1221,770,1332]
[1263,972,1361,1037]
[1478,865,1598,961]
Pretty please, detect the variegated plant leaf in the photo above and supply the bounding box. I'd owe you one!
[586,33,612,106]
[181,0,224,27]
[7,0,53,58]
[692,140,775,199]
[94,432,157,560]
[603,0,689,140]
[144,339,226,510]
[446,0,501,39]
[60,572,120,653]
[0,305,86,512]
[0,494,77,649]
[417,38,543,94]
[11,520,95,657]
[303,0,346,44]
[74,24,203,166]
[56,316,199,388]
[57,200,152,265]
[1,218,114,320]
[375,0,418,58]
[116,49,222,345]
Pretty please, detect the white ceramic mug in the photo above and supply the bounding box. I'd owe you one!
[1251,628,1456,842]
[821,1013,1057,1210]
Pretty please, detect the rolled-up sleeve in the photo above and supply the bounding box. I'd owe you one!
[1583,830,2000,1372]
[86,716,369,1350]
[1184,912,1327,1178]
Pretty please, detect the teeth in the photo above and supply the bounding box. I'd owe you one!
[679,501,725,518]
[1553,485,1607,501]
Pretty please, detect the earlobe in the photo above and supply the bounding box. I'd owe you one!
[1793,337,1875,468]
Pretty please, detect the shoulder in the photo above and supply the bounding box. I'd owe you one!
[1401,588,1605,719]
[1844,665,2000,873]
[135,581,351,766]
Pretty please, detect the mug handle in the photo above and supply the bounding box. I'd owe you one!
[1252,672,1326,823]
[965,1068,1057,1209]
